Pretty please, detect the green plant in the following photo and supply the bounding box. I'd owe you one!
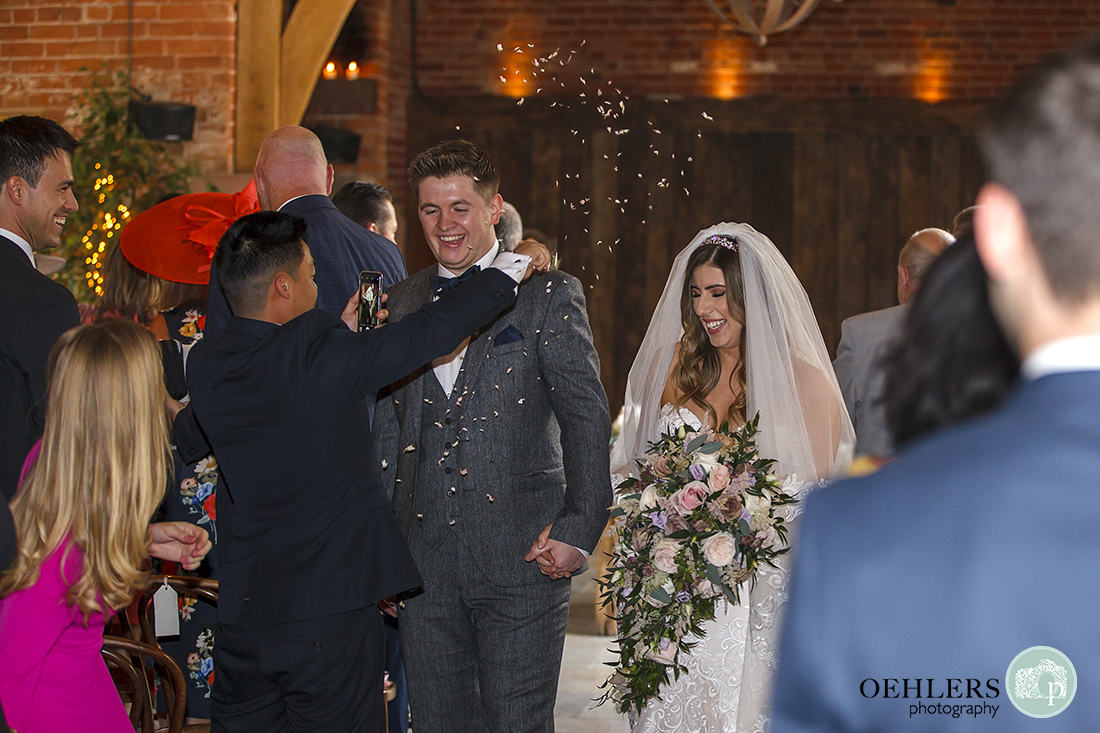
[54,70,201,302]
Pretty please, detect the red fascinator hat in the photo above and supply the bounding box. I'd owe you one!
[119,180,260,285]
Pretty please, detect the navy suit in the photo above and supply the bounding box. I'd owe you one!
[174,267,518,731]
[205,195,406,339]
[0,236,79,499]
[774,372,1100,732]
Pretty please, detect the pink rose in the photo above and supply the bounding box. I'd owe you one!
[664,515,690,535]
[645,638,679,666]
[652,456,673,477]
[707,465,731,492]
[708,488,743,521]
[702,532,738,567]
[652,538,681,574]
[670,481,709,515]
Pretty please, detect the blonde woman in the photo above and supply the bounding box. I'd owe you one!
[0,320,208,732]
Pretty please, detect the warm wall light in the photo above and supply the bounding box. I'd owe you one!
[346,61,360,80]
[915,57,952,103]
[323,61,338,80]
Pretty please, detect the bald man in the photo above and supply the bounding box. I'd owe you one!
[206,126,406,338]
[833,227,954,456]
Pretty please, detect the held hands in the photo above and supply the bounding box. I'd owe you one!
[341,291,389,332]
[525,523,584,580]
[147,522,212,571]
[513,239,553,281]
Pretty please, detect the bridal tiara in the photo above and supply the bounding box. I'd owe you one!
[703,234,740,252]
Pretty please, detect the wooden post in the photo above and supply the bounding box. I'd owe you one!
[235,0,357,172]
[280,0,358,129]
[235,0,281,172]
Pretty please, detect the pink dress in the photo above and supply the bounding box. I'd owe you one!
[0,540,132,733]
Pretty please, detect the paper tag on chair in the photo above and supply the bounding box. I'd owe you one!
[153,578,180,638]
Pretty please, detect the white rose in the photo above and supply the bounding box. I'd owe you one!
[693,449,722,469]
[744,493,771,516]
[702,532,737,567]
[640,485,659,510]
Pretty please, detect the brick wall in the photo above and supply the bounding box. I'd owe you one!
[0,0,236,174]
[412,0,1100,101]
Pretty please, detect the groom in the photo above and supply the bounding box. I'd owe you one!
[375,140,611,732]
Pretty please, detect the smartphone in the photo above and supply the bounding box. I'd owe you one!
[357,271,383,332]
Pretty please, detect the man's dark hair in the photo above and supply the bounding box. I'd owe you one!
[408,139,499,202]
[0,115,80,187]
[331,181,392,228]
[981,39,1100,304]
[215,211,307,317]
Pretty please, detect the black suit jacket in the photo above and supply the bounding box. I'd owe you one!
[0,236,79,499]
[175,268,518,628]
[205,195,407,339]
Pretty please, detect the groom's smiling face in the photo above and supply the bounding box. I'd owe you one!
[417,174,503,275]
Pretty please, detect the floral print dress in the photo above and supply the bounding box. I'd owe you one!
[156,298,219,717]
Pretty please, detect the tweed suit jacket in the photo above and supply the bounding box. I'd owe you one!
[0,236,79,499]
[832,304,907,457]
[375,266,612,587]
[773,371,1100,732]
[205,195,407,339]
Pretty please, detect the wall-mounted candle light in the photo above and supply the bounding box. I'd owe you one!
[346,61,360,80]
[323,61,338,80]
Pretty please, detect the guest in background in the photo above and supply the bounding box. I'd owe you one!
[95,181,259,724]
[881,231,1019,450]
[0,320,209,733]
[332,180,399,243]
[0,115,81,500]
[495,200,523,251]
[832,227,953,456]
[205,127,406,339]
[774,40,1100,731]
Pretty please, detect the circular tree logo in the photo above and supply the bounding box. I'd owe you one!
[1006,646,1076,718]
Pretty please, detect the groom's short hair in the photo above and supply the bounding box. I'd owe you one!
[981,39,1100,304]
[408,139,500,202]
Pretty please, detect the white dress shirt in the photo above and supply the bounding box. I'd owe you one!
[0,227,35,267]
[1022,336,1100,380]
[432,245,530,396]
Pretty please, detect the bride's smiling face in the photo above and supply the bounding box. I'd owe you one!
[691,264,743,350]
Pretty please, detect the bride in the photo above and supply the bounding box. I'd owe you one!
[609,223,854,732]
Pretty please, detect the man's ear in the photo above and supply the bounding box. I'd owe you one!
[897,264,911,304]
[325,164,334,196]
[489,193,503,226]
[273,272,293,301]
[368,222,381,235]
[974,182,1031,285]
[4,176,25,205]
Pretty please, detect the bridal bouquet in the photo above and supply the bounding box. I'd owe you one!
[597,415,802,715]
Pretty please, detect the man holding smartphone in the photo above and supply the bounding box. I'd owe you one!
[174,210,531,732]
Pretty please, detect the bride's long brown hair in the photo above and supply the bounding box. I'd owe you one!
[673,242,747,429]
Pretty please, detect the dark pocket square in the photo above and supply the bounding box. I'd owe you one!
[494,325,524,346]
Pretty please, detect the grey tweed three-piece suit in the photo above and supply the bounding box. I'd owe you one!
[374,265,611,733]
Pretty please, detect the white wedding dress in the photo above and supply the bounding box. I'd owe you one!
[609,224,855,733]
